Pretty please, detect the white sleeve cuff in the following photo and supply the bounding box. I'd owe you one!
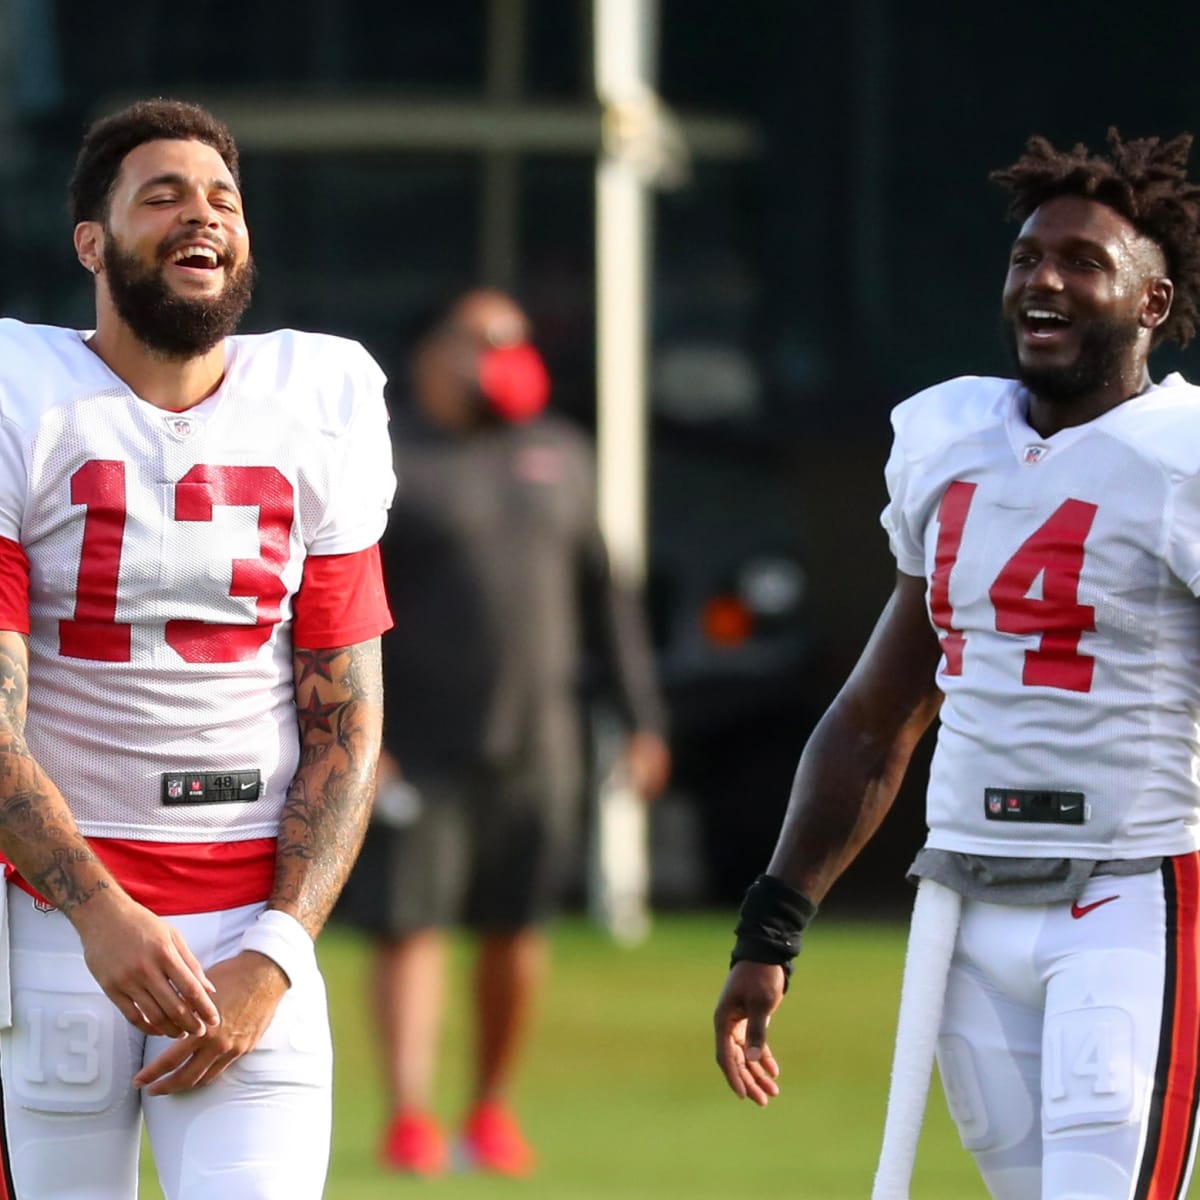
[239,909,316,987]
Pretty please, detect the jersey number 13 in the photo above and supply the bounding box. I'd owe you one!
[61,459,293,665]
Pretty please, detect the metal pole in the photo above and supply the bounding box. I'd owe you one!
[591,0,657,943]
[594,0,655,588]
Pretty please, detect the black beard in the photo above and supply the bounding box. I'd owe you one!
[1005,315,1140,403]
[103,231,256,359]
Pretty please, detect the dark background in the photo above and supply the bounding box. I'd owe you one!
[4,0,1200,912]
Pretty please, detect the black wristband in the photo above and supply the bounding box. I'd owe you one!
[729,873,818,989]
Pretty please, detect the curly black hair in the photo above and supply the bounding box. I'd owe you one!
[991,128,1200,347]
[68,98,240,227]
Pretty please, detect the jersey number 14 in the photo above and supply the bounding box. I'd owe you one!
[929,480,1098,693]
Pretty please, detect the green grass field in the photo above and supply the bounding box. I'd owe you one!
[138,912,992,1198]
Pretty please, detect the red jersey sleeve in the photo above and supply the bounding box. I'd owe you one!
[293,543,393,649]
[0,537,31,634]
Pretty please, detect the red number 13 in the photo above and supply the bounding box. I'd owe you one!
[60,460,294,664]
[929,480,1098,693]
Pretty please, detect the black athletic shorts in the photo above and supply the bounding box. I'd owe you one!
[337,756,581,936]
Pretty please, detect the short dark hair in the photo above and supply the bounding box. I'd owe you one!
[991,128,1200,347]
[68,98,240,226]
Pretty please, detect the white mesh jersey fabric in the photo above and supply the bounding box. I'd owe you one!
[880,372,1200,860]
[0,319,394,842]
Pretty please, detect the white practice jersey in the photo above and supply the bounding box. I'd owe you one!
[882,373,1200,860]
[0,319,395,842]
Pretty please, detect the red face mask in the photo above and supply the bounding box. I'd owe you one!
[477,342,551,423]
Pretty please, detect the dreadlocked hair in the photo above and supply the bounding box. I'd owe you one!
[991,128,1200,348]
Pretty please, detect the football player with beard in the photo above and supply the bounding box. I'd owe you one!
[714,130,1200,1199]
[0,99,394,1198]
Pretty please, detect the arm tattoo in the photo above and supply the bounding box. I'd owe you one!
[0,634,107,914]
[0,639,28,735]
[342,643,384,707]
[296,687,344,739]
[295,647,337,685]
[278,638,383,935]
[32,850,110,913]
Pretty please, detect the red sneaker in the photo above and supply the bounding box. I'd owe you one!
[460,1101,536,1176]
[380,1110,448,1176]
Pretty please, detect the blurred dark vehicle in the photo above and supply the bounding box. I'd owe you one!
[646,425,817,903]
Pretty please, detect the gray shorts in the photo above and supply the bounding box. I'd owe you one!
[337,760,581,936]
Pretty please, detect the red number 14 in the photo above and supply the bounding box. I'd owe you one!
[929,480,1098,693]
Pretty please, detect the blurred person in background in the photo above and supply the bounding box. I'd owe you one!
[713,130,1200,1199]
[0,98,394,1198]
[338,287,671,1177]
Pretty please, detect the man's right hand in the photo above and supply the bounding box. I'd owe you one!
[71,891,220,1038]
[713,959,787,1106]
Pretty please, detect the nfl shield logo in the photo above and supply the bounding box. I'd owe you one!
[987,795,1003,815]
[167,778,184,800]
[1022,444,1049,464]
[165,415,196,439]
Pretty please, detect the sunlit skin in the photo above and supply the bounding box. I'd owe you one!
[1000,193,1173,437]
[72,138,250,411]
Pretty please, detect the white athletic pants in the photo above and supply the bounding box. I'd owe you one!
[0,885,333,1200]
[936,855,1200,1200]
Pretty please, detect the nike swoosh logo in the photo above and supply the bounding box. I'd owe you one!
[240,781,257,790]
[1070,895,1119,919]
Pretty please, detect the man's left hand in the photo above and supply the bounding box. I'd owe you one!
[132,951,290,1094]
[713,960,786,1106]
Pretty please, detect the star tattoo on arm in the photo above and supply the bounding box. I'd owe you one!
[277,638,383,936]
[297,686,343,739]
[295,647,337,685]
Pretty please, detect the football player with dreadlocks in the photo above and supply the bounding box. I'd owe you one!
[714,129,1200,1199]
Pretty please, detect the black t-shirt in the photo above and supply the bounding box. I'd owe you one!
[380,406,664,775]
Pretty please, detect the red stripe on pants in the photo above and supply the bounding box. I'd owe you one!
[1141,853,1200,1200]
